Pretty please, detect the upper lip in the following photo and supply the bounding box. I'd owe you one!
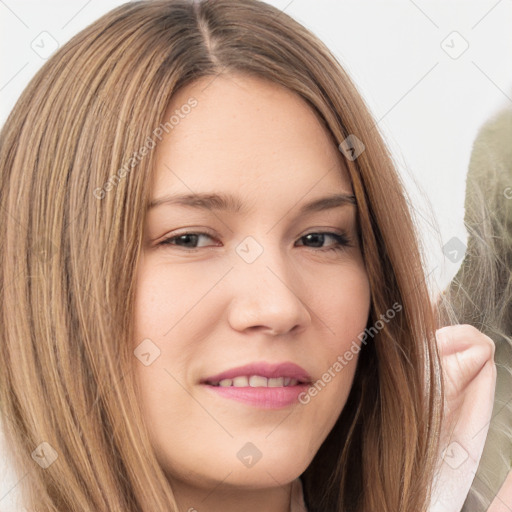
[202,361,312,385]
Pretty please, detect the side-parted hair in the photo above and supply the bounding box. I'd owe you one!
[0,1,443,510]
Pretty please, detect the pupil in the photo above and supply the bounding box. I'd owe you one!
[180,234,198,247]
[305,233,323,247]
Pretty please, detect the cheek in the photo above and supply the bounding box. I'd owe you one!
[130,254,372,483]
[313,259,371,346]
[301,261,370,419]
[132,259,208,342]
[131,263,196,429]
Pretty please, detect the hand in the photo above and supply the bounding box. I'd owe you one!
[429,324,497,512]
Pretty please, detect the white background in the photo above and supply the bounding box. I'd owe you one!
[1,1,512,509]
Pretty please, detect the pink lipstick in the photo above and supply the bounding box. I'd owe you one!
[200,361,312,409]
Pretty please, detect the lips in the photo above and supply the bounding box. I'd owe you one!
[201,361,312,386]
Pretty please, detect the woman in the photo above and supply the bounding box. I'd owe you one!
[0,1,496,511]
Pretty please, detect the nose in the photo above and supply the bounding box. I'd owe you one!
[227,244,312,336]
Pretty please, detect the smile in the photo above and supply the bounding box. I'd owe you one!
[207,375,305,387]
[202,383,311,409]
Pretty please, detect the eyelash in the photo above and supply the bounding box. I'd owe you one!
[157,230,352,253]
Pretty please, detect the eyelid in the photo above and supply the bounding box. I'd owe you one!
[155,229,219,249]
[155,227,354,251]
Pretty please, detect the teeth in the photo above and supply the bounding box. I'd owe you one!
[268,377,284,387]
[212,375,301,387]
[249,375,268,387]
[232,376,249,387]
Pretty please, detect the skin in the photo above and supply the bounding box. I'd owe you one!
[432,324,497,512]
[488,470,512,512]
[131,72,499,512]
[132,73,372,512]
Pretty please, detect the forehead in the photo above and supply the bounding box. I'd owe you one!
[152,73,352,202]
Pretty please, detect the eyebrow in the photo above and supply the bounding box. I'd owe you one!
[148,191,357,216]
[148,192,356,215]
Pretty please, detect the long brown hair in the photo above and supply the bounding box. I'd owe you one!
[0,1,443,510]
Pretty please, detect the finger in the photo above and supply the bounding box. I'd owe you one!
[441,342,495,397]
[430,326,497,512]
[436,324,496,359]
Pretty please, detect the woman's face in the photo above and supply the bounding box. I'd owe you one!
[133,73,371,496]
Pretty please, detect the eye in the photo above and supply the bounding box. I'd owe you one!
[295,231,352,253]
[157,230,352,253]
[158,232,217,249]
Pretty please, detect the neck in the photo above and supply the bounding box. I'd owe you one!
[168,476,294,512]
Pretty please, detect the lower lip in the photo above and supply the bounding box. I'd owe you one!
[201,383,310,409]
